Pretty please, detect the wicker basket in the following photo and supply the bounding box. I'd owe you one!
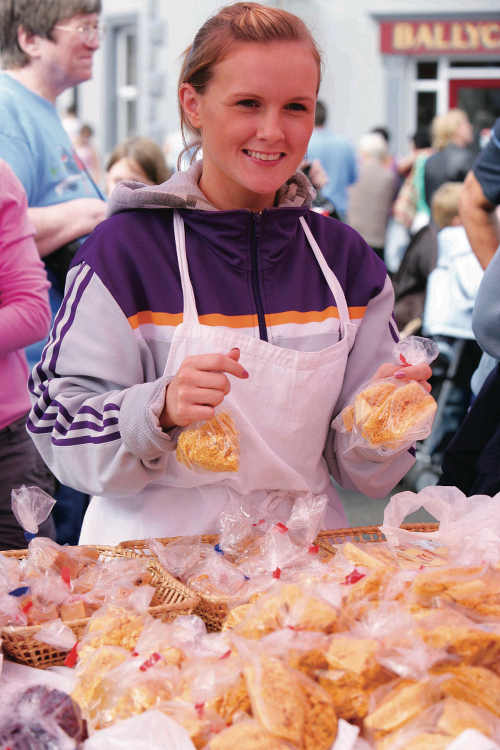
[118,522,439,633]
[1,544,199,669]
[119,535,235,632]
[316,521,439,547]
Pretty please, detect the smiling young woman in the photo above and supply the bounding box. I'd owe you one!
[28,2,432,546]
[179,40,318,211]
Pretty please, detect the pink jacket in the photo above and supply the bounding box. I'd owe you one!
[0,160,50,430]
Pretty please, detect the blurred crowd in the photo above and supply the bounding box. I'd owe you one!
[0,0,499,550]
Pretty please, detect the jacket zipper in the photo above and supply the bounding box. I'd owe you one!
[250,213,268,342]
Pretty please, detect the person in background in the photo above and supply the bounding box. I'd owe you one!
[421,182,482,473]
[438,117,500,497]
[385,127,433,275]
[0,0,107,546]
[306,100,357,220]
[370,125,403,188]
[0,160,55,550]
[472,109,495,153]
[423,109,475,209]
[74,122,103,188]
[410,124,436,233]
[423,183,482,349]
[105,136,171,196]
[347,132,397,261]
[460,116,500,397]
[460,117,500,271]
[28,2,431,547]
[0,0,106,360]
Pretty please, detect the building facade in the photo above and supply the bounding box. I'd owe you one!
[71,0,500,164]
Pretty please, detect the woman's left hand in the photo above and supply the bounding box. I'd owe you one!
[372,362,433,392]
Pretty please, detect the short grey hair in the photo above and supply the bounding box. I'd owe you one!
[358,132,388,162]
[0,0,102,69]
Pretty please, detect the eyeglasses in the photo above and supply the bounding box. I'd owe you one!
[53,22,103,44]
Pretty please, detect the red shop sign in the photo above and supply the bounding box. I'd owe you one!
[380,20,500,55]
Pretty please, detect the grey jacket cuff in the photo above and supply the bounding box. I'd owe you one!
[120,376,178,459]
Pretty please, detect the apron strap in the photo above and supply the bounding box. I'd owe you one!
[173,210,198,326]
[299,216,350,338]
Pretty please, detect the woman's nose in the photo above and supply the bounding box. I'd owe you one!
[256,110,284,141]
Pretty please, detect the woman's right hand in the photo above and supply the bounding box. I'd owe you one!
[160,347,249,429]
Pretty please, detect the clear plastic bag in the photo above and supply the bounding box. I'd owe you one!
[11,485,56,537]
[334,336,438,454]
[381,486,500,567]
[82,709,196,750]
[176,410,239,472]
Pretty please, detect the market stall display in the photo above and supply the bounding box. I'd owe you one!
[2,486,500,749]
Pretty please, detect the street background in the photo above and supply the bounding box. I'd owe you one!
[336,479,437,527]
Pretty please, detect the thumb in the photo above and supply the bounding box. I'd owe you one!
[228,347,240,362]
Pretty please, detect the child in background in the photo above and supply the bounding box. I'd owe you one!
[422,181,483,458]
[105,136,171,195]
[423,182,483,341]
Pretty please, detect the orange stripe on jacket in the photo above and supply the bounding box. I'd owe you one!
[128,306,367,329]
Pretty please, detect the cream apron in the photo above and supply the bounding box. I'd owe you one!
[80,212,355,544]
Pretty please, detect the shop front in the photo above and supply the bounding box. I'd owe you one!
[375,14,500,154]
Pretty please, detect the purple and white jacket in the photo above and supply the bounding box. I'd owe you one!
[28,162,413,505]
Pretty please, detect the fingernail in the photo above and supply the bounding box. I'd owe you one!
[394,370,406,378]
[242,369,249,378]
[231,347,240,354]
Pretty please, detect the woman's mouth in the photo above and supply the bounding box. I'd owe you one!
[244,149,284,162]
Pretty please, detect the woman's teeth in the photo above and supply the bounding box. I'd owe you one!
[246,150,282,161]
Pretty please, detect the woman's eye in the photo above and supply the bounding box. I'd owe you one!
[286,102,307,111]
[237,99,259,108]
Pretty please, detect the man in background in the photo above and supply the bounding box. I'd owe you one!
[438,118,500,497]
[0,0,107,544]
[307,100,358,221]
[0,0,106,308]
[347,132,397,261]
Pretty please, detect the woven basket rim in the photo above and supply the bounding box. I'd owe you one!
[117,522,439,549]
[117,522,440,613]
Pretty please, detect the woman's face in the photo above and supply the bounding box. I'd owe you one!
[180,40,318,211]
[106,157,153,195]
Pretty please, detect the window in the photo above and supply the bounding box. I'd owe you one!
[416,91,437,131]
[104,16,139,151]
[417,61,438,79]
[115,23,138,143]
[413,60,439,136]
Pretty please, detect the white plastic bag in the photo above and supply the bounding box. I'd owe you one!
[82,709,196,749]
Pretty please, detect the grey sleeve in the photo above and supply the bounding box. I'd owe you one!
[472,246,500,359]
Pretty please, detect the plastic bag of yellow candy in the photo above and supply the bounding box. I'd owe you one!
[176,411,239,472]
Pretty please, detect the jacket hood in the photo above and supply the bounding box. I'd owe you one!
[108,159,315,216]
